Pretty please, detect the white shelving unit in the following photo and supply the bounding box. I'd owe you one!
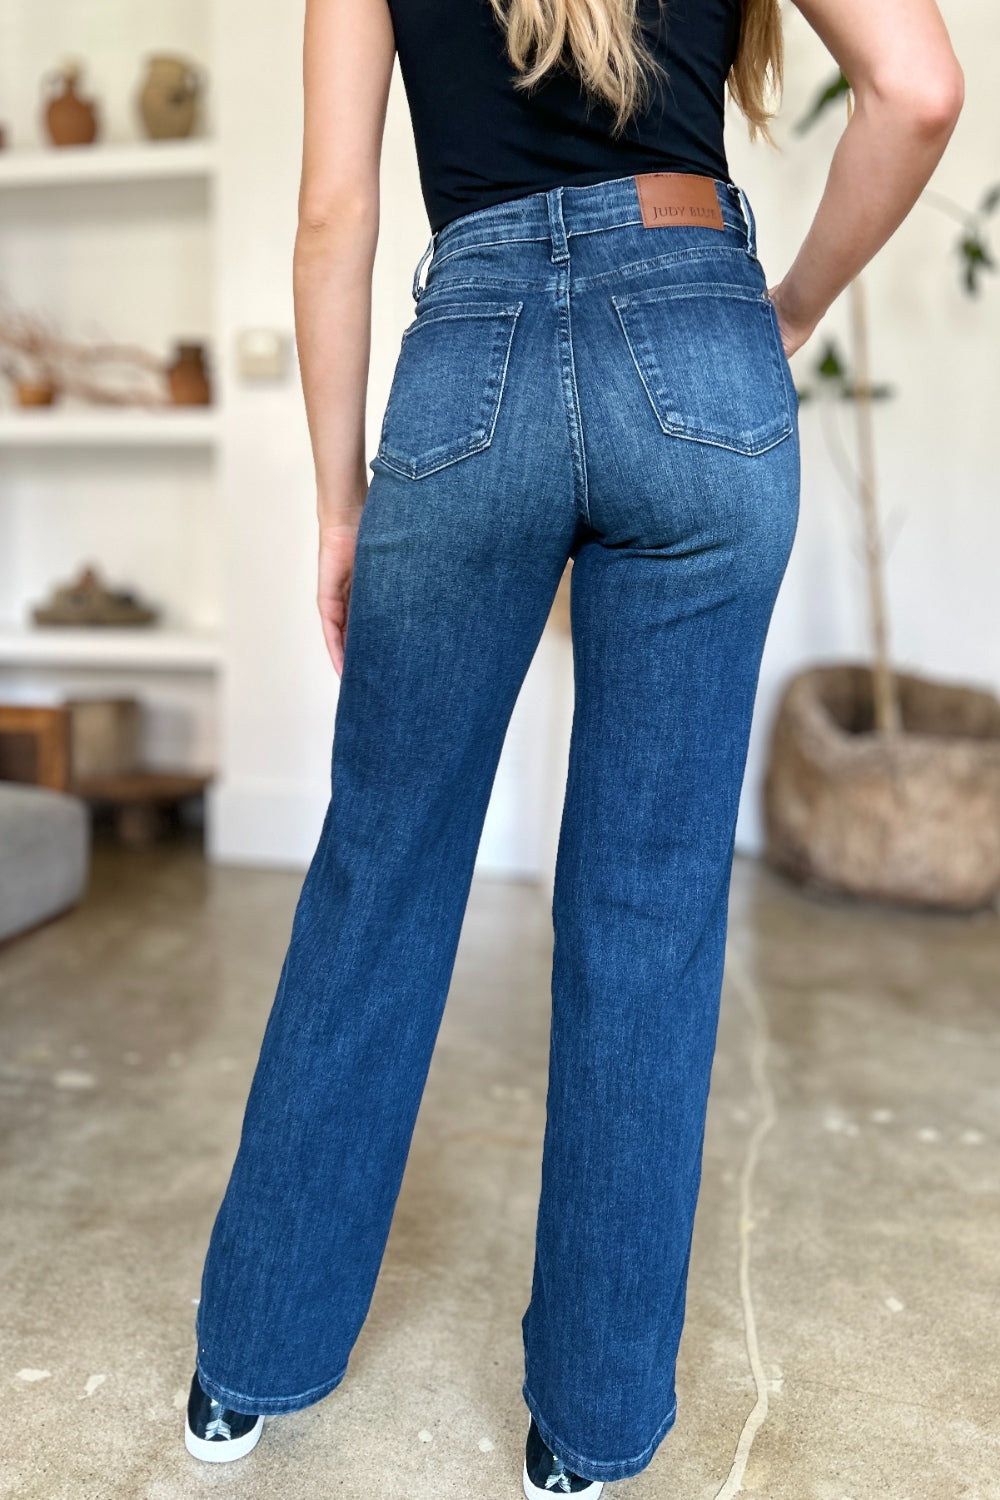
[0,138,217,190]
[0,409,220,449]
[0,14,222,792]
[1,130,218,695]
[0,625,223,670]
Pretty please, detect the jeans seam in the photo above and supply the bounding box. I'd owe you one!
[572,243,752,292]
[565,215,745,244]
[418,275,558,298]
[522,1379,679,1480]
[196,1359,348,1415]
[429,233,551,274]
[554,265,590,525]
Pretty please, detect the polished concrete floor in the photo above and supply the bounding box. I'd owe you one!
[1,834,997,1500]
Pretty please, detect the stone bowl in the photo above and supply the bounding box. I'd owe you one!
[763,663,1000,911]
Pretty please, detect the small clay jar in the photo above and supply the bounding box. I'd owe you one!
[165,342,211,406]
[14,378,58,407]
[138,55,201,141]
[43,62,99,147]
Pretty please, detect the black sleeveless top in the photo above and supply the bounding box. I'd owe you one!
[386,0,743,232]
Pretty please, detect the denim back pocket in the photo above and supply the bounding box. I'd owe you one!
[610,283,794,456]
[375,300,523,479]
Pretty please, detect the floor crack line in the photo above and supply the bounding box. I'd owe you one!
[713,945,778,1500]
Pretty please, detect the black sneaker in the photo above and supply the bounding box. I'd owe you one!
[523,1416,605,1497]
[184,1369,264,1463]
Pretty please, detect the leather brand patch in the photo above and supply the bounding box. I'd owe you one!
[634,173,724,230]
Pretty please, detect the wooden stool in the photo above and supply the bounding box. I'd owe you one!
[68,769,213,849]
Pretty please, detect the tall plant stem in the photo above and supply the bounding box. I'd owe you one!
[846,92,902,734]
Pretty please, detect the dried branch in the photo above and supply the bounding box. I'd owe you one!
[0,295,170,405]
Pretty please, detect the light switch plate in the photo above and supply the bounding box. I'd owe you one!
[235,328,290,381]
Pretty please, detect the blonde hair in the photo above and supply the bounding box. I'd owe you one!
[486,0,784,142]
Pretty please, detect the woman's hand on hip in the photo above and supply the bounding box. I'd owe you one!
[767,283,816,360]
[318,519,360,679]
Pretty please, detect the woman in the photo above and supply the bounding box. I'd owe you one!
[184,0,962,1492]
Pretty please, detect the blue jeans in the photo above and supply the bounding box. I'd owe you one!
[194,173,800,1483]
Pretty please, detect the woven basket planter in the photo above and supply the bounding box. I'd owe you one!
[763,663,1000,911]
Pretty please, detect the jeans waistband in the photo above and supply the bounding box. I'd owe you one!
[412,173,757,301]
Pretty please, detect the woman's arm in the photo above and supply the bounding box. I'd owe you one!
[770,0,965,356]
[294,0,395,675]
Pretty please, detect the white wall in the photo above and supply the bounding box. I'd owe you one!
[204,0,330,863]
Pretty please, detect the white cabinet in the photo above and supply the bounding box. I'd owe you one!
[0,10,220,773]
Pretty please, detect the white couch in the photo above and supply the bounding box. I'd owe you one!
[0,783,90,944]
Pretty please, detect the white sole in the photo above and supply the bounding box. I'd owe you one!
[184,1413,264,1463]
[522,1457,604,1499]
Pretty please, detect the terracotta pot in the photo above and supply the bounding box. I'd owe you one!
[137,55,202,141]
[165,342,211,406]
[43,63,99,147]
[14,378,58,407]
[763,663,1000,911]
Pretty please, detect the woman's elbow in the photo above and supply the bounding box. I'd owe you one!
[870,54,965,139]
[296,189,378,240]
[912,58,965,136]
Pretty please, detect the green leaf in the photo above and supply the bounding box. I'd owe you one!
[979,182,1000,216]
[794,70,851,134]
[816,340,846,380]
[959,234,996,295]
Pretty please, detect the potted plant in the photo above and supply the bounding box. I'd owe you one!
[762,76,1000,911]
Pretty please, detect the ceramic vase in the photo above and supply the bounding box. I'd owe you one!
[43,63,99,146]
[138,55,201,140]
[165,343,211,406]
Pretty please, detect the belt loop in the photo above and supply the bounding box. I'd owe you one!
[546,187,570,263]
[733,183,756,259]
[411,233,436,303]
